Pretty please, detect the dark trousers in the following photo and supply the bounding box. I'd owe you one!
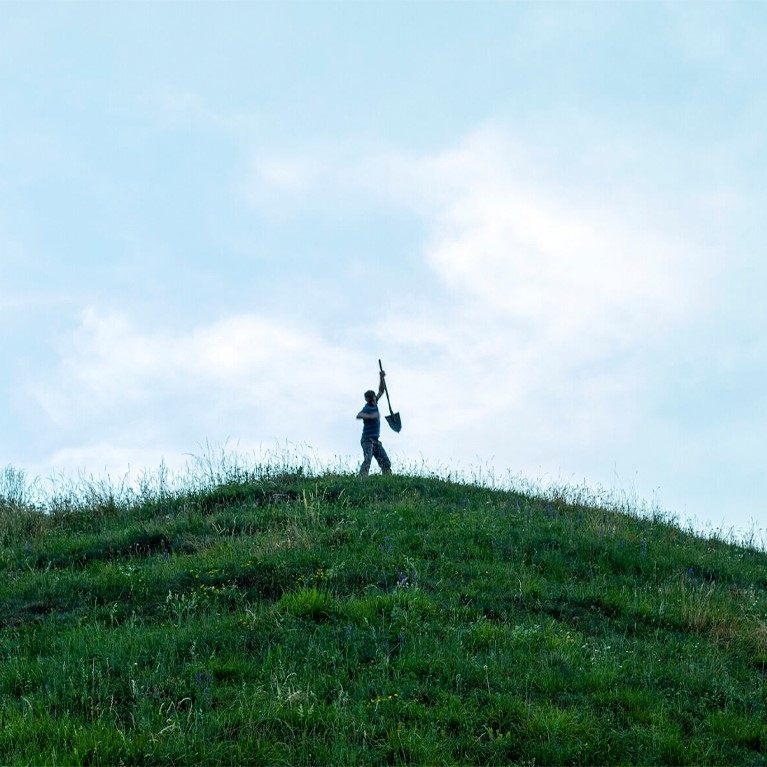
[359,438,391,476]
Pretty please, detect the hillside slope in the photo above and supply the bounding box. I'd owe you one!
[1,470,766,765]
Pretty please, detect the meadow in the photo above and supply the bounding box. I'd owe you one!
[1,457,766,765]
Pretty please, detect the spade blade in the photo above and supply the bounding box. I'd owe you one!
[385,412,402,433]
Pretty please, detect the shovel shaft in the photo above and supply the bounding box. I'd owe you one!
[378,359,402,432]
[378,359,394,415]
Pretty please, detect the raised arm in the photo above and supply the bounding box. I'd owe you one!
[377,369,386,401]
[357,368,387,420]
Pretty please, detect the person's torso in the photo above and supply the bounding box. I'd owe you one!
[361,403,380,439]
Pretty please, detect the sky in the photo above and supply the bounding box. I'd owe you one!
[2,1,765,542]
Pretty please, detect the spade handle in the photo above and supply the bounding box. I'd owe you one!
[378,359,395,415]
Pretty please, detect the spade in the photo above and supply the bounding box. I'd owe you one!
[378,359,402,433]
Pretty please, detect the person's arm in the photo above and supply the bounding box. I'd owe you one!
[376,370,386,402]
[357,408,379,421]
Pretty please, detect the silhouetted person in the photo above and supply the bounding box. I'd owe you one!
[356,367,392,476]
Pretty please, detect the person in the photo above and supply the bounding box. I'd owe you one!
[356,367,392,476]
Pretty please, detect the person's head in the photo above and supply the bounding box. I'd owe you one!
[364,390,376,404]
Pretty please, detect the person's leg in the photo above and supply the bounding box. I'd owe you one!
[373,440,392,474]
[359,440,373,476]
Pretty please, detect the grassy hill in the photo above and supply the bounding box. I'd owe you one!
[1,463,767,765]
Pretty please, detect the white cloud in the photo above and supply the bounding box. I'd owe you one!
[24,124,735,529]
[235,125,712,359]
[382,131,701,330]
[144,86,260,137]
[39,442,177,483]
[351,126,720,490]
[408,127,705,341]
[244,153,324,196]
[31,308,362,455]
[160,124,718,489]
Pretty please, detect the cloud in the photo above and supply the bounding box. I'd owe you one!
[234,124,713,360]
[63,123,711,487]
[25,124,731,523]
[242,152,324,197]
[377,130,706,353]
[30,308,361,457]
[343,126,721,490]
[410,127,706,337]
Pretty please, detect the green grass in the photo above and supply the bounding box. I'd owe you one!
[1,462,767,765]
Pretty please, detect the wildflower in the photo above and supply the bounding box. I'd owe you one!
[368,692,399,706]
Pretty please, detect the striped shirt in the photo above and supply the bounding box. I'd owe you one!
[360,402,380,440]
